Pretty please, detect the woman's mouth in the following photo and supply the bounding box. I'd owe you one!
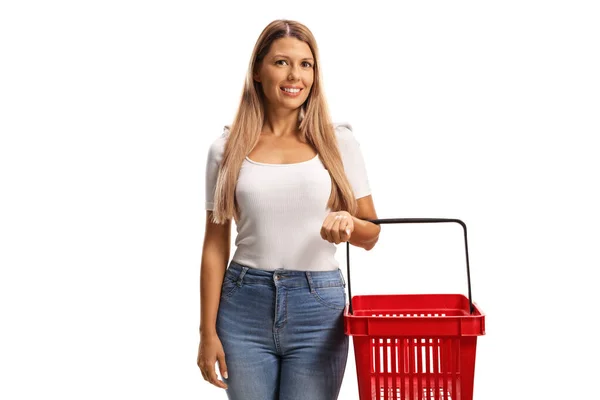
[280,87,303,97]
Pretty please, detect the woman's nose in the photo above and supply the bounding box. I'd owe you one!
[288,67,300,81]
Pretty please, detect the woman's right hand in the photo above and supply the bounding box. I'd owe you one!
[197,332,228,389]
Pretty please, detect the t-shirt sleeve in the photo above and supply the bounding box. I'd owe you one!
[335,123,372,199]
[205,129,228,211]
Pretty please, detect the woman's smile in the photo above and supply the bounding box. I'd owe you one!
[280,86,303,97]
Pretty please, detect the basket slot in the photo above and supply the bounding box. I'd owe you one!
[432,338,440,400]
[444,338,460,400]
[398,338,406,399]
[425,339,432,398]
[416,338,423,398]
[382,339,393,393]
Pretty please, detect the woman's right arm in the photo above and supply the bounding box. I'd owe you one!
[198,210,231,389]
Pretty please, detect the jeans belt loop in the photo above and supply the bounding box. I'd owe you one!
[305,271,316,293]
[236,266,249,287]
[338,269,346,288]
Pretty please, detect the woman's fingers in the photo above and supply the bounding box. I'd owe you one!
[320,215,332,241]
[321,213,353,244]
[341,217,352,241]
[322,214,341,243]
[207,365,228,389]
[331,215,342,243]
[217,352,229,382]
[198,339,228,389]
[338,215,353,242]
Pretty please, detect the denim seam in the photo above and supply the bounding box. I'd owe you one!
[310,287,347,311]
[280,282,343,289]
[273,287,287,352]
[221,282,240,300]
[220,273,238,298]
[275,290,288,329]
[235,282,342,288]
[283,290,288,327]
[273,330,282,355]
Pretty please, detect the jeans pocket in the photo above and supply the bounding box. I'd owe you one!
[310,285,346,310]
[220,274,240,300]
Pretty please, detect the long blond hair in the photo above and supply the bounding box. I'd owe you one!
[211,19,358,224]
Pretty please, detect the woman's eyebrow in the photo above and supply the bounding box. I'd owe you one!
[272,53,314,61]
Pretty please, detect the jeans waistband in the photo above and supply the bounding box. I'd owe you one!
[226,260,346,289]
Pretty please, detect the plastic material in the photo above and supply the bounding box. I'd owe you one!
[345,294,485,400]
[344,218,485,400]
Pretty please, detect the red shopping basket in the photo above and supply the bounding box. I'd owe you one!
[344,218,485,400]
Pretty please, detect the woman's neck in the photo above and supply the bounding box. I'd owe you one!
[262,108,301,138]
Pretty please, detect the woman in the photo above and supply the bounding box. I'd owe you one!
[197,19,381,400]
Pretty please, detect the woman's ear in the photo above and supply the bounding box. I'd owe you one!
[253,72,261,82]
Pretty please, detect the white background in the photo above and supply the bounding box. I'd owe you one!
[1,1,599,399]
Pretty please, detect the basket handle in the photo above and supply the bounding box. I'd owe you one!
[346,218,474,314]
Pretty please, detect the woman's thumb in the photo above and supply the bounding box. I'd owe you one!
[217,353,228,380]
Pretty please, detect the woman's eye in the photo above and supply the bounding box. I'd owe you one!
[275,60,288,66]
[302,62,313,68]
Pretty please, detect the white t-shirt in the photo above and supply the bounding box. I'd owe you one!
[205,123,371,271]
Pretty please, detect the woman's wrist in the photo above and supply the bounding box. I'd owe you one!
[200,325,218,338]
[349,216,380,250]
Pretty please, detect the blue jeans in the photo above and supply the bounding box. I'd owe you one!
[216,260,349,400]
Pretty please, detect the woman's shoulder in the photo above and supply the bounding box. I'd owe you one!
[207,125,230,161]
[333,122,353,137]
[332,122,359,146]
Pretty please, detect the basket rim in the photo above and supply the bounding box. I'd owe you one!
[344,293,485,319]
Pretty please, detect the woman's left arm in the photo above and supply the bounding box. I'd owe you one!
[348,195,380,251]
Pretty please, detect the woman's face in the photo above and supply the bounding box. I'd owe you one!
[254,37,315,113]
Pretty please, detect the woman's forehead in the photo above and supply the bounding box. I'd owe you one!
[266,37,313,59]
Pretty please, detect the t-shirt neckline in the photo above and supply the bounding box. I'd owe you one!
[244,154,319,166]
